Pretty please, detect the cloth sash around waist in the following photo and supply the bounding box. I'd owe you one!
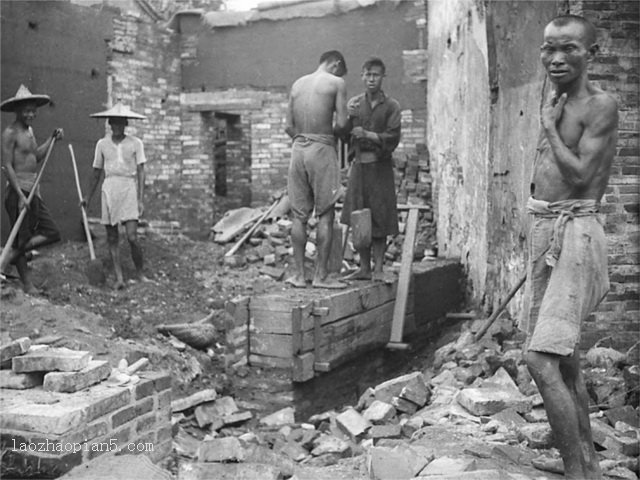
[527,196,600,268]
[293,134,336,147]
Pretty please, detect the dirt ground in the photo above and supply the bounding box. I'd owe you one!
[0,229,292,399]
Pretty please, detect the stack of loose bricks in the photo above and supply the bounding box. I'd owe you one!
[0,337,172,478]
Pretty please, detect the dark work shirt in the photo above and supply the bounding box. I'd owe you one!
[348,90,402,162]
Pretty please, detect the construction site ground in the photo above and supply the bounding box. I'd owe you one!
[0,232,630,479]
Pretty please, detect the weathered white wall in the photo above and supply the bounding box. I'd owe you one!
[427,0,558,313]
[427,0,491,300]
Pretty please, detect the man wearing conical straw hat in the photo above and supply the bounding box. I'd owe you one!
[1,85,64,293]
[83,102,148,290]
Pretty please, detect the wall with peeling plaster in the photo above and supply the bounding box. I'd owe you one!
[428,0,639,349]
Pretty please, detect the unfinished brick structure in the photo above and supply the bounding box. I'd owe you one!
[0,371,171,478]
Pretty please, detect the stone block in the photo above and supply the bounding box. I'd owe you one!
[0,337,31,363]
[490,407,527,429]
[336,408,371,440]
[43,361,110,393]
[363,400,396,424]
[367,445,433,479]
[178,462,282,480]
[276,440,309,462]
[13,347,91,373]
[0,369,43,389]
[310,434,350,456]
[287,428,320,450]
[605,406,640,429]
[456,387,532,416]
[171,388,217,412]
[0,402,85,435]
[243,444,295,477]
[399,378,431,406]
[392,397,419,415]
[374,371,425,404]
[516,423,554,449]
[197,437,244,462]
[485,367,519,391]
[401,416,424,437]
[418,456,477,476]
[369,424,402,440]
[260,406,295,427]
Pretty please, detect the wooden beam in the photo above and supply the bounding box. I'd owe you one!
[388,207,419,347]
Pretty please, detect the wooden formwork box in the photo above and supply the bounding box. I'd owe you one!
[230,281,415,382]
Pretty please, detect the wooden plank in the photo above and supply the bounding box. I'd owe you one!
[313,309,322,363]
[292,307,302,354]
[313,301,395,363]
[250,303,314,334]
[250,333,293,358]
[292,352,315,382]
[389,208,419,344]
[314,282,398,326]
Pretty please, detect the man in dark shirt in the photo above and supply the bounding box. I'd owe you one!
[340,57,401,281]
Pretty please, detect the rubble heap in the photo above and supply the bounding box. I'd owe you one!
[172,325,639,480]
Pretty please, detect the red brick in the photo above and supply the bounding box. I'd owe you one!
[134,379,155,400]
[112,406,136,428]
[86,389,132,423]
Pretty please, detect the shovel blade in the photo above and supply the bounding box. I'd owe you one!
[86,259,106,286]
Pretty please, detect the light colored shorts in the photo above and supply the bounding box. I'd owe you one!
[287,136,340,223]
[101,176,139,226]
[520,213,609,356]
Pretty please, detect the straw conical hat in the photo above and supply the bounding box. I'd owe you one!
[1,85,51,112]
[90,102,147,120]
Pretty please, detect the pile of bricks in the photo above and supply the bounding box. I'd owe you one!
[173,322,639,480]
[219,202,437,277]
[0,338,172,478]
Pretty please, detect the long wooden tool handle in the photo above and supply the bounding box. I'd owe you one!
[68,144,96,260]
[474,274,527,341]
[0,138,57,267]
[225,199,279,257]
[389,207,419,344]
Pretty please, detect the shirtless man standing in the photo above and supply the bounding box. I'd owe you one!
[285,50,349,289]
[1,85,63,293]
[521,15,618,479]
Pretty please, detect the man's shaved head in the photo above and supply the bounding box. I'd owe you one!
[547,14,597,46]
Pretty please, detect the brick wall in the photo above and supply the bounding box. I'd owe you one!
[107,12,183,228]
[570,0,640,349]
[0,372,171,478]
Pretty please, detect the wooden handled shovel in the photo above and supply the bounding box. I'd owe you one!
[68,144,105,286]
[0,137,57,271]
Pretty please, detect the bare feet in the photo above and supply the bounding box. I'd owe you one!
[312,275,347,289]
[23,283,39,296]
[285,275,307,288]
[342,268,372,281]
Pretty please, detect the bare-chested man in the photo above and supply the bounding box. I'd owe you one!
[520,15,618,479]
[285,50,349,289]
[1,85,63,294]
